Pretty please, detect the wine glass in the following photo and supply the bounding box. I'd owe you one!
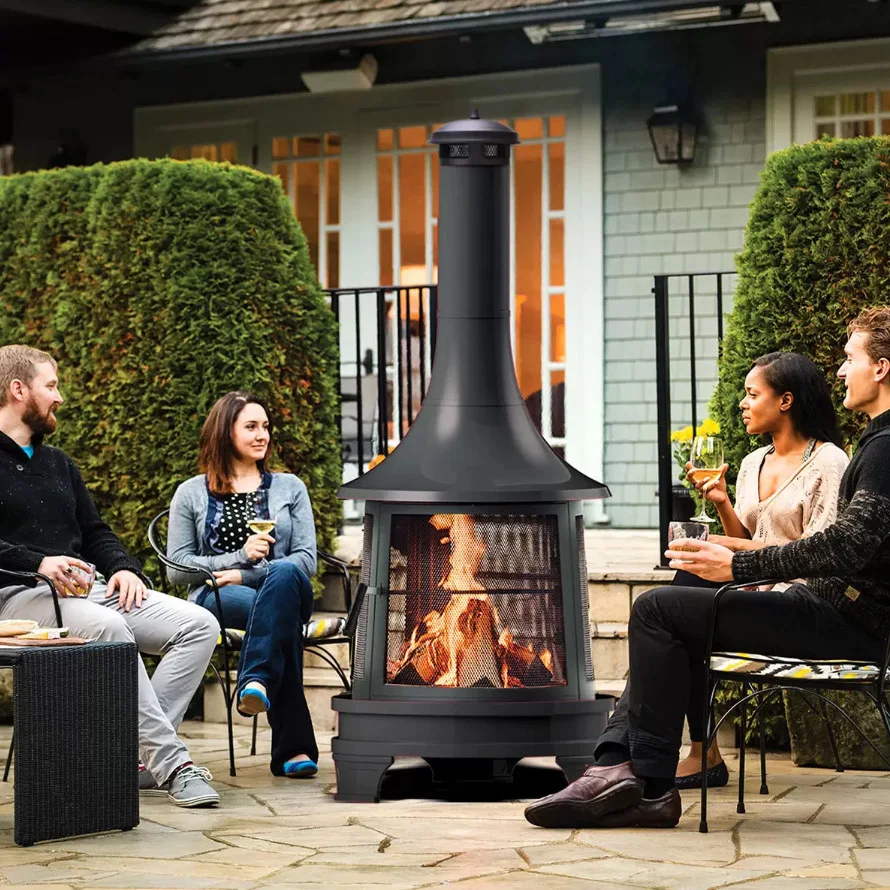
[247,489,276,566]
[689,435,724,524]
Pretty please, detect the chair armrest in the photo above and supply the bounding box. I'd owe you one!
[317,548,354,613]
[705,578,782,667]
[1,568,64,629]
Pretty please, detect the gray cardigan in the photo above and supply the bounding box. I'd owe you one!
[167,472,317,600]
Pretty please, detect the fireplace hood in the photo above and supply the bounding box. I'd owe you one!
[338,114,610,504]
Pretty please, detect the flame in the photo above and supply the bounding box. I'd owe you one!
[390,514,556,689]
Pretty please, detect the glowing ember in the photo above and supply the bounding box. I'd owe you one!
[390,514,555,688]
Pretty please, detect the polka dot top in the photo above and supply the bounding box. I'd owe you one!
[216,492,255,552]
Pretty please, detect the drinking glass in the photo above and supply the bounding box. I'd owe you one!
[689,435,724,523]
[668,521,709,551]
[247,490,277,566]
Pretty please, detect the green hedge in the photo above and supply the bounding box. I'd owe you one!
[0,159,341,582]
[710,136,890,749]
[713,136,890,469]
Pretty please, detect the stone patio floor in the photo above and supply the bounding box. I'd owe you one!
[2,722,890,889]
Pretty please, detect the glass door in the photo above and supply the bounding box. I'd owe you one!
[375,114,568,454]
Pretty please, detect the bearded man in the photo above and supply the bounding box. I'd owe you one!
[0,344,220,808]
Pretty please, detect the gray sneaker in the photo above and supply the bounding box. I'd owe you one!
[138,766,163,794]
[165,765,219,808]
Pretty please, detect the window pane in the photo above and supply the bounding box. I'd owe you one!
[273,162,290,198]
[839,92,875,115]
[882,91,890,113]
[841,119,874,137]
[549,218,564,289]
[399,153,425,284]
[550,292,565,363]
[171,147,189,160]
[220,143,237,163]
[398,125,428,149]
[326,159,340,226]
[377,129,394,151]
[192,145,216,160]
[432,222,438,284]
[549,116,566,138]
[883,119,890,136]
[814,95,836,117]
[548,142,564,212]
[295,161,320,273]
[514,142,542,401]
[377,156,393,222]
[327,232,340,288]
[324,132,340,154]
[379,228,393,287]
[295,136,321,157]
[816,122,837,138]
[272,137,290,159]
[431,155,439,220]
[515,118,544,140]
[549,371,565,440]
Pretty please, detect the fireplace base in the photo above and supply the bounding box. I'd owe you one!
[331,694,613,802]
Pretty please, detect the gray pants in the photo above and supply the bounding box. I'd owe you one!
[0,582,220,785]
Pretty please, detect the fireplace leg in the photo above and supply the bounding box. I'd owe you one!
[333,754,394,803]
[556,754,595,783]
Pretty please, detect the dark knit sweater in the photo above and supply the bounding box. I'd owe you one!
[733,408,890,640]
[0,430,142,588]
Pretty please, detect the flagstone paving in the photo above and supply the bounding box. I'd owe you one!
[1,722,890,889]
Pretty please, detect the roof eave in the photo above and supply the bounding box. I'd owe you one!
[116,0,741,65]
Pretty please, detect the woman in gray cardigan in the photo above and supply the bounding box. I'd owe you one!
[167,391,318,777]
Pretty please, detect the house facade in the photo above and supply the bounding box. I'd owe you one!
[6,0,890,526]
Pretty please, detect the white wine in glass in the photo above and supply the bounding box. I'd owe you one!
[247,519,276,535]
[690,435,724,523]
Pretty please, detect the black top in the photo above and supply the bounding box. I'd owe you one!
[0,430,142,587]
[215,492,254,552]
[734,408,890,639]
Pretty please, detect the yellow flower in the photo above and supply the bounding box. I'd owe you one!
[670,425,694,444]
[696,418,720,437]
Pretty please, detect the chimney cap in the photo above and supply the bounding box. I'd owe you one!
[430,113,519,146]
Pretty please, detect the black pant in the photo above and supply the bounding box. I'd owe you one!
[596,584,883,778]
[672,569,721,741]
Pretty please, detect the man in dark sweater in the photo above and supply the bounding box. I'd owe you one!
[0,345,221,808]
[525,307,890,830]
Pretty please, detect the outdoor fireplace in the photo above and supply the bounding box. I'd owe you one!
[332,113,613,803]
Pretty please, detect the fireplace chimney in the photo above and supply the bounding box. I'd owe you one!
[339,113,609,504]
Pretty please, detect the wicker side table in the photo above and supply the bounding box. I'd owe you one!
[0,641,140,846]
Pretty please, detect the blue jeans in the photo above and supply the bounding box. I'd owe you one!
[197,561,318,773]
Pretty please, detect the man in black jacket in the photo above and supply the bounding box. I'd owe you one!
[0,345,221,808]
[525,307,890,830]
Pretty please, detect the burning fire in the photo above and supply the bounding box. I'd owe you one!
[390,514,555,688]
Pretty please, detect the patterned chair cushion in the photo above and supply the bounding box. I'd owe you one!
[216,618,347,649]
[711,652,887,681]
[304,617,347,641]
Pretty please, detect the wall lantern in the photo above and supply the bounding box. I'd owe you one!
[647,103,697,165]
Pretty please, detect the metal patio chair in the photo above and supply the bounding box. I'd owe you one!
[699,578,890,833]
[148,508,364,777]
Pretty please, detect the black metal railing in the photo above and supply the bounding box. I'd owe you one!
[654,272,734,568]
[328,285,438,476]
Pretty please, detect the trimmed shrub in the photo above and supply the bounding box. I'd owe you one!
[0,159,341,582]
[710,136,890,755]
[713,136,890,467]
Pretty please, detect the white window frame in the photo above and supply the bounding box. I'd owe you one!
[767,37,890,152]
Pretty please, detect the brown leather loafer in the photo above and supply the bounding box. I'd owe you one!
[524,762,644,828]
[588,787,682,829]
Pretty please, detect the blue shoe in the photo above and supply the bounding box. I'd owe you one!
[238,683,270,717]
[283,758,318,778]
[675,760,729,790]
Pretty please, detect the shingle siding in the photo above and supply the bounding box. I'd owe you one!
[602,61,765,528]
